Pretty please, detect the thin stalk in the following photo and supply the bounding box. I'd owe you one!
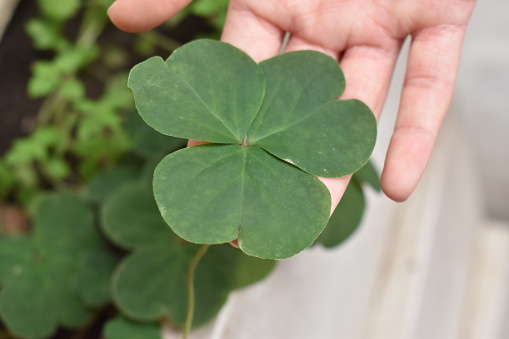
[34,1,106,129]
[279,31,291,54]
[138,30,182,53]
[36,92,61,126]
[182,244,210,339]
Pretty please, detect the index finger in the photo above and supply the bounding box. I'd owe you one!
[382,25,468,201]
[107,0,192,32]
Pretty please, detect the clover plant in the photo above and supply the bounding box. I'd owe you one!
[0,193,117,339]
[128,39,377,260]
[101,169,275,329]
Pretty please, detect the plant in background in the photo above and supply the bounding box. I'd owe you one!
[0,0,133,205]
[0,0,186,205]
[0,193,118,339]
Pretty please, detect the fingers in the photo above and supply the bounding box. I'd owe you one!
[381,25,468,201]
[339,43,402,119]
[221,2,284,62]
[311,42,399,210]
[282,36,402,210]
[107,0,192,32]
[284,36,339,60]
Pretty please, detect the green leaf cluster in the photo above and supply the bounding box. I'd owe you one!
[128,39,377,259]
[0,0,133,204]
[0,162,276,338]
[0,193,116,339]
[101,172,275,328]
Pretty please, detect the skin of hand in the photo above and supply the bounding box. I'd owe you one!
[108,0,476,210]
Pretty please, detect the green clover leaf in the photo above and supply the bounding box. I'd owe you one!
[316,161,381,248]
[0,193,114,339]
[102,181,275,328]
[128,39,377,259]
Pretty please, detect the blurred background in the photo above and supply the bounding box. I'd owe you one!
[456,0,509,222]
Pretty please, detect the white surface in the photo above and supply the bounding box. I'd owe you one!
[459,221,509,339]
[456,0,509,220]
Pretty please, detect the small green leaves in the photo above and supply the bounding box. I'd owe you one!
[129,39,377,259]
[37,0,82,21]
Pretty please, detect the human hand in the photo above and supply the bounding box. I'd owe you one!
[108,0,476,208]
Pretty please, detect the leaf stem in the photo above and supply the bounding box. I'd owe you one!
[279,32,291,54]
[182,244,210,339]
[138,30,181,53]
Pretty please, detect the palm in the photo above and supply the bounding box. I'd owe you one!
[108,0,476,206]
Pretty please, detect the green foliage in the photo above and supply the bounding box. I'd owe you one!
[128,39,377,259]
[316,161,380,248]
[0,0,133,204]
[25,19,69,51]
[37,0,82,21]
[103,316,161,339]
[87,164,140,204]
[317,178,365,247]
[153,145,330,260]
[73,250,120,307]
[353,159,382,192]
[2,126,70,196]
[102,179,275,328]
[0,193,115,339]
[125,109,187,158]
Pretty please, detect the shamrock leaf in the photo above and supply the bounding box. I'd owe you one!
[102,181,275,328]
[153,144,330,258]
[129,40,265,143]
[125,109,187,158]
[0,193,113,339]
[73,249,120,307]
[87,164,140,204]
[316,176,366,248]
[128,39,377,259]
